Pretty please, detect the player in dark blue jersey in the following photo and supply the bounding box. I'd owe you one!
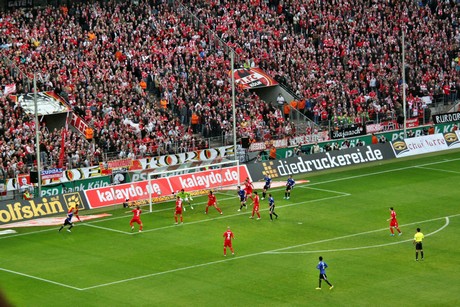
[237,186,247,211]
[316,256,334,290]
[261,175,272,200]
[268,194,278,220]
[284,175,295,199]
[59,207,75,232]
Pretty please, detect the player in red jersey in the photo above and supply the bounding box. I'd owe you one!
[174,196,184,224]
[205,191,223,215]
[127,205,143,232]
[74,204,81,222]
[244,177,254,200]
[387,207,402,236]
[223,226,235,256]
[249,191,261,220]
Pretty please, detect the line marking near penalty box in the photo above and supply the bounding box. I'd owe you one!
[79,214,458,290]
[1,214,457,291]
[2,157,459,240]
[266,217,451,254]
[125,193,351,235]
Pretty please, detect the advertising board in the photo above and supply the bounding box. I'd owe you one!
[247,143,395,181]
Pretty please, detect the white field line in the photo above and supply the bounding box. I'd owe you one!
[415,166,460,174]
[0,267,82,290]
[79,214,457,290]
[125,193,350,235]
[296,186,351,196]
[1,214,457,291]
[1,157,458,239]
[266,217,450,254]
[1,157,458,290]
[83,223,130,234]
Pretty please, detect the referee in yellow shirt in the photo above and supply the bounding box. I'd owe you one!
[413,228,425,261]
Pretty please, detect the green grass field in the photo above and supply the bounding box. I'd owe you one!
[1,150,460,307]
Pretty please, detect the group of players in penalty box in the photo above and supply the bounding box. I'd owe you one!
[58,174,296,232]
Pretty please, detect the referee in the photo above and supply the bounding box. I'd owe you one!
[413,228,425,261]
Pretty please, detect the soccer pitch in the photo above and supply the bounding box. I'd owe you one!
[1,150,460,307]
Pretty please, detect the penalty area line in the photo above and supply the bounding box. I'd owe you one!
[0,267,83,291]
[296,186,351,196]
[83,223,132,234]
[4,214,456,291]
[127,193,351,235]
[266,217,450,254]
[265,214,459,254]
[415,166,460,174]
[79,215,456,291]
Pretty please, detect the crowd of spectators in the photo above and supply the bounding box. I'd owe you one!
[0,0,459,180]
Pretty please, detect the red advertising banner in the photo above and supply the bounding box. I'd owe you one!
[101,158,132,170]
[366,118,420,134]
[167,166,250,192]
[85,165,250,209]
[85,178,171,208]
[365,120,399,134]
[405,117,419,128]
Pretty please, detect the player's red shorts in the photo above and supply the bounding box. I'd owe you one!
[252,205,259,212]
[130,218,142,225]
[390,219,398,227]
[207,201,216,207]
[175,209,182,215]
[224,240,232,248]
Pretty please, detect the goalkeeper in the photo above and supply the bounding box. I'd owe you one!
[176,189,194,211]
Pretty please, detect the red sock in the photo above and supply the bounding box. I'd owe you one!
[390,228,394,234]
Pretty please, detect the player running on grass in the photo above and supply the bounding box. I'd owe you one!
[268,193,278,220]
[74,204,81,222]
[59,206,75,232]
[176,189,194,211]
[387,207,402,236]
[316,256,334,290]
[237,186,247,211]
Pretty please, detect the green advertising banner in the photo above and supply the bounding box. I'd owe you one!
[38,176,112,197]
